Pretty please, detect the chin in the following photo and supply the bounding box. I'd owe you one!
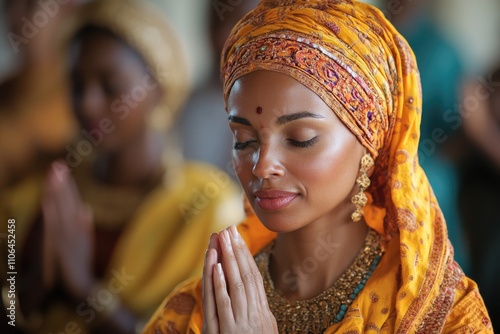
[254,209,306,233]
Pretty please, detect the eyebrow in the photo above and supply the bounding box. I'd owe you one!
[276,111,325,125]
[228,111,324,127]
[228,115,251,126]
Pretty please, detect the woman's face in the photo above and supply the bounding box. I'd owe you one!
[228,70,365,232]
[71,30,162,152]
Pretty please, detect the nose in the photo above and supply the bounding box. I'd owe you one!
[78,86,105,121]
[81,88,102,118]
[252,143,285,179]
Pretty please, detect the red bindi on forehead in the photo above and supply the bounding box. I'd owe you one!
[256,106,263,114]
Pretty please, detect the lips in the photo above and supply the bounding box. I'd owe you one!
[253,189,298,211]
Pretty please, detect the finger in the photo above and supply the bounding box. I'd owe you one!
[46,163,76,230]
[41,169,63,286]
[81,204,95,258]
[213,262,235,331]
[219,229,247,318]
[208,233,220,263]
[55,169,79,223]
[228,225,267,310]
[63,166,83,204]
[202,247,219,333]
[41,196,58,288]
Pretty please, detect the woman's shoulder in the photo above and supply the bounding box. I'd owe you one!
[168,161,241,209]
[141,277,203,334]
[181,161,234,186]
[176,161,244,227]
[133,161,242,223]
[443,275,494,333]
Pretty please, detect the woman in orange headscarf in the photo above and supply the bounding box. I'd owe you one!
[143,0,493,333]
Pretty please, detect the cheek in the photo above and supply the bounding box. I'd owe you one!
[115,90,153,127]
[101,102,146,149]
[293,142,360,196]
[232,152,254,188]
[232,154,243,175]
[118,108,147,134]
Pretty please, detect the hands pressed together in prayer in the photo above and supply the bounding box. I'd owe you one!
[41,162,94,300]
[202,225,278,334]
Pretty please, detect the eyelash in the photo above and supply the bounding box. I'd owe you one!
[233,136,319,150]
[233,141,255,150]
[288,136,319,148]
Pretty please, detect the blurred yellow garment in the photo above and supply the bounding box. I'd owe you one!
[143,0,492,333]
[74,160,243,318]
[0,162,242,333]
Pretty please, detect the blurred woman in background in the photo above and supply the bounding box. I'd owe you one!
[1,0,242,333]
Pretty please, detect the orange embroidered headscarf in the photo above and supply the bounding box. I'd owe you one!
[220,0,488,332]
[222,0,422,238]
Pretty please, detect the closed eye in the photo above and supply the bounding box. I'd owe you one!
[233,140,256,150]
[288,136,319,148]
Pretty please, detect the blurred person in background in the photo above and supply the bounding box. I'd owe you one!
[176,0,259,176]
[381,0,470,272]
[0,0,243,333]
[0,0,79,188]
[459,63,500,328]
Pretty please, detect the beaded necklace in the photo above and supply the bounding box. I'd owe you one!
[255,229,383,333]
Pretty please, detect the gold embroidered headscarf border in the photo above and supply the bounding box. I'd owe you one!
[223,32,389,159]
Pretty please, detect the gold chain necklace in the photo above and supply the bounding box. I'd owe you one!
[255,229,383,333]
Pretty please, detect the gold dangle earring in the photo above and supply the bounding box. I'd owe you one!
[351,153,374,222]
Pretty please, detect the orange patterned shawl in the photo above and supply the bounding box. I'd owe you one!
[143,1,492,332]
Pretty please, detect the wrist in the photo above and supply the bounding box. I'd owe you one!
[64,273,96,302]
[88,281,121,316]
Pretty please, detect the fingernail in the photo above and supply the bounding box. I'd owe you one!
[229,225,239,239]
[206,248,214,261]
[207,233,214,247]
[223,229,231,245]
[216,263,224,278]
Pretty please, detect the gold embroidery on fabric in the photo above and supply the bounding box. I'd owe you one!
[255,229,383,333]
